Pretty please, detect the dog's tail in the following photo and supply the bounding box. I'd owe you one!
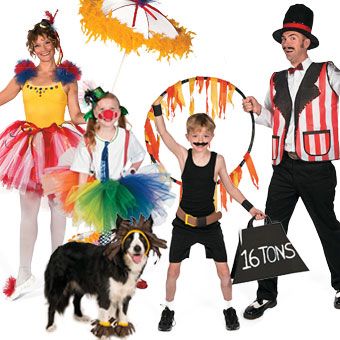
[44,250,72,314]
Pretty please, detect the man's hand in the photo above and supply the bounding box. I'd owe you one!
[242,96,262,115]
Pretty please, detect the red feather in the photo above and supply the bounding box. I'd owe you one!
[58,61,81,81]
[3,276,16,297]
[14,60,35,75]
[136,279,148,289]
[45,10,58,24]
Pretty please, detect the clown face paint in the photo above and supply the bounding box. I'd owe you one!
[98,109,118,121]
[95,97,121,125]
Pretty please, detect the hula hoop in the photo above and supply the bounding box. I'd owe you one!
[144,76,257,189]
[144,76,259,210]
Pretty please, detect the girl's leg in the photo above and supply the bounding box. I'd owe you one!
[48,198,66,252]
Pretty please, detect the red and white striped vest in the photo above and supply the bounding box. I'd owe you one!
[270,62,339,165]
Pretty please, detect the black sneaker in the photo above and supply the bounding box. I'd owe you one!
[334,290,340,309]
[223,307,240,331]
[158,306,175,331]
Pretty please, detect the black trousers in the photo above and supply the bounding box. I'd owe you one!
[257,153,340,301]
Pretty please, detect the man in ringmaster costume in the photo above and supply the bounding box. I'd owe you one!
[242,3,340,319]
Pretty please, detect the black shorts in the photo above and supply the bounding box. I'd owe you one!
[169,217,228,263]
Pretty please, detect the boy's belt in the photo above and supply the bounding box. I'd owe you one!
[176,207,222,227]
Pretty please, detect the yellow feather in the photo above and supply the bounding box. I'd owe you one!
[79,0,194,60]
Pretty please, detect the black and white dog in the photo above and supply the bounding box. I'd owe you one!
[44,216,166,338]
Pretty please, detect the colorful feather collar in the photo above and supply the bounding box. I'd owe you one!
[15,60,81,85]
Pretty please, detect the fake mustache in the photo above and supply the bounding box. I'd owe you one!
[193,142,208,146]
[98,110,118,120]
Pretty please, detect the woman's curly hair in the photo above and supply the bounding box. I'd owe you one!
[26,19,59,56]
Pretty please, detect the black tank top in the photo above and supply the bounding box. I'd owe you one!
[180,149,217,217]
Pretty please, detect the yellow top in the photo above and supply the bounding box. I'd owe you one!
[22,81,67,128]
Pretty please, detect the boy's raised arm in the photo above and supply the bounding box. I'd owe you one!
[152,98,187,161]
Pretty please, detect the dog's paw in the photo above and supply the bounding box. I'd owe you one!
[113,322,135,337]
[46,324,57,332]
[74,314,91,322]
[91,320,115,338]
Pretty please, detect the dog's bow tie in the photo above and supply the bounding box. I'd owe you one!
[288,63,303,74]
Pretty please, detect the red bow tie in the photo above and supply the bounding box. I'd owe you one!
[288,63,303,74]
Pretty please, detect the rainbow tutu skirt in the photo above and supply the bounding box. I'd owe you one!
[43,167,174,232]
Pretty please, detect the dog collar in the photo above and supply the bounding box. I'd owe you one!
[121,229,151,255]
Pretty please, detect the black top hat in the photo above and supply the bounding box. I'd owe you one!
[272,4,319,49]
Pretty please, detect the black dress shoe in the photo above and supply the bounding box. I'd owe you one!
[334,291,340,309]
[243,299,277,320]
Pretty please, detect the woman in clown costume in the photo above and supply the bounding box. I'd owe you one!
[1,12,84,299]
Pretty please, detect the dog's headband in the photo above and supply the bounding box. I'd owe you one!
[121,229,151,255]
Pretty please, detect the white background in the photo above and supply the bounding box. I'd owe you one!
[0,0,339,339]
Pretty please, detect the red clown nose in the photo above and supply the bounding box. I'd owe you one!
[98,110,118,121]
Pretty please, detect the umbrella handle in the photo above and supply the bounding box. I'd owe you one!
[112,51,127,92]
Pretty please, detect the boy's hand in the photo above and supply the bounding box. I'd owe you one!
[153,96,163,106]
[249,207,266,220]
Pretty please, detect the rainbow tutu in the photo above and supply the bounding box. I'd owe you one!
[43,166,174,232]
[0,120,83,195]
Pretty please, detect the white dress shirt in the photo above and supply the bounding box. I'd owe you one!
[256,58,340,152]
[71,127,145,180]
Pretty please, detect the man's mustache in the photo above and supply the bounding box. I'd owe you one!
[193,142,208,146]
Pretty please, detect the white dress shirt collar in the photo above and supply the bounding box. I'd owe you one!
[298,57,312,72]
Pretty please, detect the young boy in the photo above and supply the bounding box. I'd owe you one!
[152,100,265,331]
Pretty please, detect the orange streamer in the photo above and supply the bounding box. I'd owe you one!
[144,117,160,162]
[189,78,195,115]
[210,78,218,120]
[244,152,259,189]
[219,182,227,211]
[227,83,235,106]
[196,77,205,93]
[167,85,176,114]
[230,165,242,190]
[219,79,228,118]
[205,78,210,113]
[174,81,185,111]
[166,82,185,115]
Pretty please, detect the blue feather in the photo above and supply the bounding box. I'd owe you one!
[138,0,155,6]
[55,68,76,85]
[55,61,81,85]
[14,60,37,85]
